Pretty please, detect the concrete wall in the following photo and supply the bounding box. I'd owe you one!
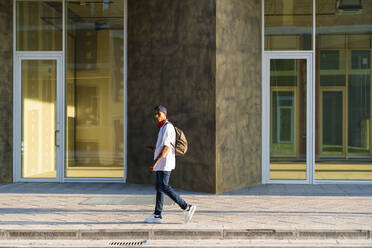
[127,0,217,193]
[216,0,261,193]
[0,0,13,182]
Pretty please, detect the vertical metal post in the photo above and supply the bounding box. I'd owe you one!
[123,0,128,183]
[13,0,17,182]
[311,0,316,184]
[61,0,66,183]
[261,0,267,183]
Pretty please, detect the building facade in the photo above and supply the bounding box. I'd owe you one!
[0,0,370,193]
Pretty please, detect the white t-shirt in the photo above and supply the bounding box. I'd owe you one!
[154,122,176,171]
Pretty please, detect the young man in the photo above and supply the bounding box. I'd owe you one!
[144,105,196,224]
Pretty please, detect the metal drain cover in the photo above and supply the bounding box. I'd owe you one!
[108,240,146,247]
[80,195,174,205]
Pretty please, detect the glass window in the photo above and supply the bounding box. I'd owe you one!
[270,59,307,180]
[16,0,62,51]
[264,0,313,50]
[316,0,372,180]
[65,0,124,178]
[319,50,346,87]
[22,60,57,178]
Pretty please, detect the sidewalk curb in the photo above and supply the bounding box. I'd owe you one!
[1,229,371,240]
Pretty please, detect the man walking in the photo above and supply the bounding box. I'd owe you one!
[144,105,196,224]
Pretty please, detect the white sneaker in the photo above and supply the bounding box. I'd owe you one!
[144,214,163,224]
[184,205,196,223]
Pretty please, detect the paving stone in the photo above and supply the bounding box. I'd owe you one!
[8,231,76,240]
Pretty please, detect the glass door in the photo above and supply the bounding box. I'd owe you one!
[263,53,314,183]
[15,55,63,181]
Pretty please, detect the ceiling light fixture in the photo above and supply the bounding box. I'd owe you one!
[336,0,362,15]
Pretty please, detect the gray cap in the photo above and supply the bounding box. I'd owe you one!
[154,105,167,115]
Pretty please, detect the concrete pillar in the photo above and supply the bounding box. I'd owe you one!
[127,0,262,193]
[127,0,217,193]
[0,0,13,182]
[216,0,262,193]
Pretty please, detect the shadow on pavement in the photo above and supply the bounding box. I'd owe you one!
[221,184,372,196]
[0,183,371,197]
[0,207,371,216]
[0,183,156,195]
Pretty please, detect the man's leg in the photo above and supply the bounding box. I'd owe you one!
[153,171,196,223]
[160,171,188,210]
[144,171,164,223]
[154,171,165,216]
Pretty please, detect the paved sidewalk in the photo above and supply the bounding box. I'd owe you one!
[2,239,372,248]
[0,183,372,232]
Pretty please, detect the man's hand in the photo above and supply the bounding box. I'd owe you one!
[145,145,155,152]
[148,164,156,173]
[148,146,169,173]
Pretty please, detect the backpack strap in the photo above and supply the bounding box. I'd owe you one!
[165,121,176,149]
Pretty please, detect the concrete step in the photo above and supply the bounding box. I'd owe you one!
[0,239,372,248]
[0,229,371,240]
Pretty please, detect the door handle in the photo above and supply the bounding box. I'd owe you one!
[55,130,60,147]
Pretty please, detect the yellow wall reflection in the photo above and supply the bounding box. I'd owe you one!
[264,0,313,50]
[17,1,62,51]
[66,1,124,178]
[22,60,57,178]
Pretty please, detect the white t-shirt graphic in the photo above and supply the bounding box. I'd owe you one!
[154,122,176,171]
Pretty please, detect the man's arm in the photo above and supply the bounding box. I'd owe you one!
[149,145,169,172]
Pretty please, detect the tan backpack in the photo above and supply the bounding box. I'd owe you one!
[168,122,188,156]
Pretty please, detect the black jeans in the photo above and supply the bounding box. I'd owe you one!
[154,171,188,216]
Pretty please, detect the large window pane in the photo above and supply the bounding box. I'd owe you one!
[265,0,313,50]
[316,0,372,180]
[270,59,307,180]
[65,0,124,178]
[22,60,57,178]
[16,0,62,51]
